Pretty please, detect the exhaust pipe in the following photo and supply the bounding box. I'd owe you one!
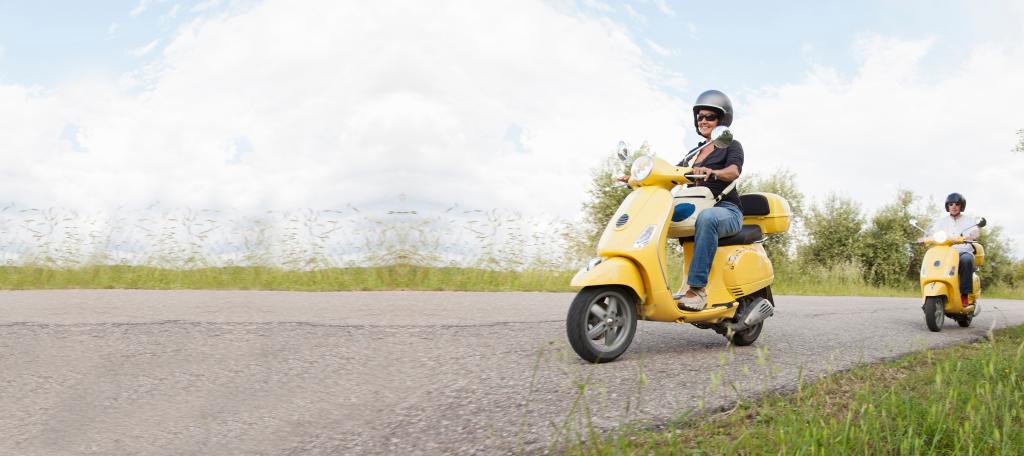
[729,298,774,332]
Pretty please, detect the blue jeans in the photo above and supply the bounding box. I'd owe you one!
[688,202,743,288]
[959,251,975,295]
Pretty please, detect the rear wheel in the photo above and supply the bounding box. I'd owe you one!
[727,322,763,346]
[957,316,972,327]
[725,291,771,346]
[923,296,945,332]
[566,286,638,363]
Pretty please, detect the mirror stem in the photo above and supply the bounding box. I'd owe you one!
[681,143,704,165]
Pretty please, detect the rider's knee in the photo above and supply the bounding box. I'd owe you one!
[695,209,718,230]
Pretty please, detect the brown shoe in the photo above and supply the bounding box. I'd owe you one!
[676,288,707,311]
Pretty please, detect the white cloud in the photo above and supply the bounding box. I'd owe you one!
[107,22,120,38]
[130,38,162,57]
[8,1,1022,260]
[741,34,1024,255]
[130,0,153,17]
[646,38,677,57]
[624,4,646,23]
[580,0,614,13]
[189,0,222,14]
[651,0,676,17]
[0,0,687,220]
[161,4,182,23]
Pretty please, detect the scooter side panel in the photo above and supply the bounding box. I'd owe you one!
[680,243,773,306]
[570,257,646,302]
[719,244,774,300]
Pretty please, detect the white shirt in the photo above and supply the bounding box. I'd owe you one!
[927,213,980,254]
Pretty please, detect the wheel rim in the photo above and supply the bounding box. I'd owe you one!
[934,300,945,326]
[584,292,632,353]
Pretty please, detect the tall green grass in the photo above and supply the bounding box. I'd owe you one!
[0,264,576,292]
[570,324,1024,455]
[2,263,1021,298]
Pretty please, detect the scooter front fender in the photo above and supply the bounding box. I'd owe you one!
[922,281,948,299]
[570,257,645,302]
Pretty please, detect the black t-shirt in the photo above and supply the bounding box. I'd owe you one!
[676,140,744,208]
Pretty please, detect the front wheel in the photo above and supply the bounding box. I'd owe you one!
[566,286,638,363]
[923,296,945,332]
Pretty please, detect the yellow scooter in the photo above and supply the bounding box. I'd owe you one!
[566,128,792,363]
[910,217,986,331]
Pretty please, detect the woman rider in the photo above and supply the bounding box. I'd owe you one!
[675,90,744,311]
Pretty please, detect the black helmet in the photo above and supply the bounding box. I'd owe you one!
[692,89,734,133]
[945,192,966,211]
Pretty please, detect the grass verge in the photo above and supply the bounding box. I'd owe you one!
[2,265,1020,298]
[569,324,1024,455]
[0,265,576,292]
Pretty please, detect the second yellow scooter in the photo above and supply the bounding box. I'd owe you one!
[566,128,792,363]
[910,217,986,331]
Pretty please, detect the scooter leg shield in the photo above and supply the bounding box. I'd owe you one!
[570,257,645,303]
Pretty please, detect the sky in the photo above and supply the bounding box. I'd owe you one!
[1,0,1023,257]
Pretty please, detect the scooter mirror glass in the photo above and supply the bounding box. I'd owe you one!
[616,141,630,162]
[710,126,733,148]
[977,217,987,228]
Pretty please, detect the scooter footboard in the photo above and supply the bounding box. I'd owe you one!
[570,257,645,302]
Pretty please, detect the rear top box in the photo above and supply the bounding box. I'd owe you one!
[740,192,791,234]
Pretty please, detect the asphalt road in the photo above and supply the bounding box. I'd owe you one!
[2,290,1023,455]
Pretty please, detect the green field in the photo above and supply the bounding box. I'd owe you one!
[2,264,1021,299]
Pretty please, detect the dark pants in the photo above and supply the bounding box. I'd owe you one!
[959,251,975,295]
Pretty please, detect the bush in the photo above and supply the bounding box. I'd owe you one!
[800,193,864,268]
[739,168,804,263]
[857,190,930,287]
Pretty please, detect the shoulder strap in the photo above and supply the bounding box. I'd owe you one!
[715,180,738,202]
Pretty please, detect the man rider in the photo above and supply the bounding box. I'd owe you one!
[924,192,980,306]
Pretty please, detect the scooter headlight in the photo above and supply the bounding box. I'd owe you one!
[630,156,654,182]
[932,231,948,244]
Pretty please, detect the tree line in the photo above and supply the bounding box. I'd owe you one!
[573,151,1024,291]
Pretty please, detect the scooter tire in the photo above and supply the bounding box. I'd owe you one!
[923,296,945,332]
[957,316,972,328]
[727,322,763,346]
[566,286,638,363]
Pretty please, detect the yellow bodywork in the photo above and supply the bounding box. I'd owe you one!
[571,257,645,302]
[571,155,784,325]
[742,192,792,234]
[920,241,982,314]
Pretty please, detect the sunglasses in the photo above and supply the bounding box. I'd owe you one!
[696,113,719,122]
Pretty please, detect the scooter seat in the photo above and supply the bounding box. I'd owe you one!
[677,224,764,246]
[718,225,764,246]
